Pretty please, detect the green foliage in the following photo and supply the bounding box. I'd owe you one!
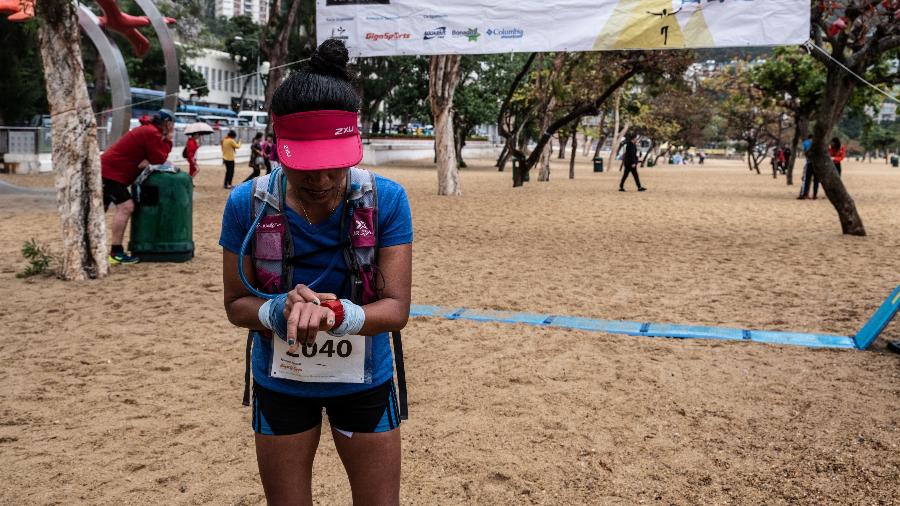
[750,47,824,117]
[0,18,47,125]
[17,239,53,278]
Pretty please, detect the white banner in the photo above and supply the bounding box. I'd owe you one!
[316,0,811,56]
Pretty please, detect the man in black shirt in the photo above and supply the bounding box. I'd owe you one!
[619,132,646,192]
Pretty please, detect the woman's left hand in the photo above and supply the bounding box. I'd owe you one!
[283,284,338,352]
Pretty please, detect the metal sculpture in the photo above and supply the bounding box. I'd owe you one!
[3,0,180,143]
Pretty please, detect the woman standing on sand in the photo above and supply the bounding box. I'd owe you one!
[220,39,412,505]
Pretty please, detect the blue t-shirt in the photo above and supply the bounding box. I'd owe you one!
[219,172,413,397]
[802,139,812,153]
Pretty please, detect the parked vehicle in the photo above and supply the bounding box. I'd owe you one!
[237,111,268,130]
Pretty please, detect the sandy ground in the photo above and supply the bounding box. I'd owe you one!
[1,156,899,505]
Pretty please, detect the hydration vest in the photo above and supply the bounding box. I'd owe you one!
[241,164,408,419]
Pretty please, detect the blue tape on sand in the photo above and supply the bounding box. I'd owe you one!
[748,330,857,349]
[408,285,900,351]
[547,317,644,334]
[456,310,549,325]
[644,323,745,341]
[853,285,900,350]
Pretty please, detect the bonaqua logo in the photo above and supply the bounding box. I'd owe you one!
[451,28,480,42]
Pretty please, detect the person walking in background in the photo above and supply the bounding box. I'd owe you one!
[184,132,200,179]
[619,132,646,192]
[829,137,846,176]
[798,135,818,199]
[101,108,174,264]
[243,132,264,182]
[221,130,241,189]
[261,133,274,174]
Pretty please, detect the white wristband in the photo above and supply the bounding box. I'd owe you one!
[328,299,365,337]
[258,299,274,331]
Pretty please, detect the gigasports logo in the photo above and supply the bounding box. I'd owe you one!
[365,32,412,41]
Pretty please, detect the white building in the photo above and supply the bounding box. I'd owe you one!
[179,48,266,111]
[214,0,269,25]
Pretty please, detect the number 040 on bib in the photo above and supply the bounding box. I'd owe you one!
[270,333,366,383]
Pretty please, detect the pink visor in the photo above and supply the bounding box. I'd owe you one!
[272,110,362,171]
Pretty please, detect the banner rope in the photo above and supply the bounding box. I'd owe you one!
[85,57,311,119]
[804,40,899,104]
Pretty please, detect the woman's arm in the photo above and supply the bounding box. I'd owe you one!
[359,243,412,335]
[224,249,335,349]
[282,243,412,340]
[223,249,266,329]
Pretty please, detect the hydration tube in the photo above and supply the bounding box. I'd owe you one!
[236,171,356,300]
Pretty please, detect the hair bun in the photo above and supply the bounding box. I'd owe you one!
[309,39,351,80]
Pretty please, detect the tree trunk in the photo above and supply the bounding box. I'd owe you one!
[568,123,578,179]
[454,123,467,168]
[786,114,808,186]
[557,132,568,159]
[607,90,621,172]
[809,69,865,236]
[90,51,108,115]
[37,0,108,280]
[261,0,303,116]
[428,55,462,196]
[496,144,509,171]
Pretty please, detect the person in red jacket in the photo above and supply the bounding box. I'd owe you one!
[829,137,846,176]
[101,108,174,264]
[185,132,200,178]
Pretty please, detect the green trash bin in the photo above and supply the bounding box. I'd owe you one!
[647,159,655,167]
[593,157,604,172]
[129,170,194,262]
[512,159,529,182]
[891,155,898,168]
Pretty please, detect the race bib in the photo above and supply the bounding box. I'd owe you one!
[270,332,366,383]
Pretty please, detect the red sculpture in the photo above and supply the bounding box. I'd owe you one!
[1,0,35,21]
[2,0,176,58]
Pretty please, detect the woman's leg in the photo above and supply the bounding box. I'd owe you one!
[255,426,322,506]
[332,427,401,506]
[244,164,260,182]
[224,160,235,187]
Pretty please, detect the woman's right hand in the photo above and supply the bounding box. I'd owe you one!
[283,284,337,352]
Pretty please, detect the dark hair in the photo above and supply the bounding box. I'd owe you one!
[266,133,273,139]
[270,39,359,116]
[227,130,237,138]
[831,137,841,148]
[253,132,263,140]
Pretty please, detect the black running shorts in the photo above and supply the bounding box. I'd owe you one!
[252,380,401,435]
[102,178,132,210]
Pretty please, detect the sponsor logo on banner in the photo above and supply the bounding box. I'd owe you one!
[366,32,412,41]
[424,27,446,40]
[326,0,389,5]
[486,27,524,39]
[325,16,353,22]
[422,14,448,19]
[451,28,480,42]
[330,26,349,40]
[365,14,400,21]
